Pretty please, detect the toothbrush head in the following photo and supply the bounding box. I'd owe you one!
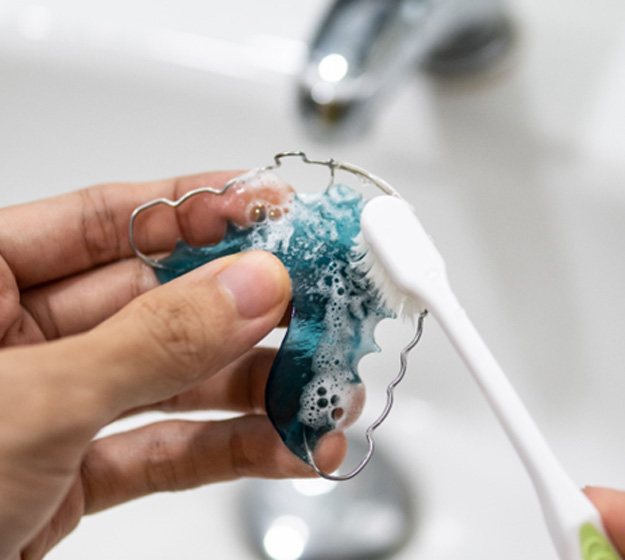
[129,152,427,480]
[356,194,449,318]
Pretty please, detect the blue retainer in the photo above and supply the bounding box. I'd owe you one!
[154,183,393,464]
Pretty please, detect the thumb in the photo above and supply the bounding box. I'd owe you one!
[86,250,291,418]
[584,486,625,555]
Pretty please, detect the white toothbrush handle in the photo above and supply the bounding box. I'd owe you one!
[427,283,619,560]
[360,194,619,558]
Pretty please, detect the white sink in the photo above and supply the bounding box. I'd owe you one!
[2,1,625,558]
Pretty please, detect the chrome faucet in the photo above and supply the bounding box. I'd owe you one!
[298,0,513,139]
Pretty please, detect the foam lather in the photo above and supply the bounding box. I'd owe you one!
[155,182,393,463]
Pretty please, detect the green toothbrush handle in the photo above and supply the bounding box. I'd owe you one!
[580,523,620,560]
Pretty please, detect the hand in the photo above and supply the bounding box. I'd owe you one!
[0,172,345,560]
[585,487,625,555]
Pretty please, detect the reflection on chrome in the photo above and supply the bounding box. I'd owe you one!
[317,53,349,83]
[263,515,310,560]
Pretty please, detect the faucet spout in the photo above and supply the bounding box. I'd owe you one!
[298,0,513,140]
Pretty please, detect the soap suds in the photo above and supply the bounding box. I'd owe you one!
[155,180,393,462]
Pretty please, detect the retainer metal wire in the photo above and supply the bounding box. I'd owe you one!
[129,151,428,481]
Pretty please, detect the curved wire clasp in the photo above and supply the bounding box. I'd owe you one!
[303,310,428,481]
[129,179,241,270]
[261,151,402,198]
[129,151,403,269]
[129,151,427,481]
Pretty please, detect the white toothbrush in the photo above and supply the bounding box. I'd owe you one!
[357,194,620,560]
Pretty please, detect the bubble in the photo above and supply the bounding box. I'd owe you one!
[317,398,328,408]
[269,208,283,221]
[249,202,267,223]
[332,408,344,421]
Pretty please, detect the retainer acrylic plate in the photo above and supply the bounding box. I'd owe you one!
[129,152,426,480]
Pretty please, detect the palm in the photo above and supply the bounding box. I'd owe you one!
[0,258,84,557]
[20,477,86,559]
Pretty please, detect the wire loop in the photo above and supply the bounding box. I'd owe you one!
[303,310,427,481]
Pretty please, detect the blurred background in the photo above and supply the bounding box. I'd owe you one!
[2,0,625,558]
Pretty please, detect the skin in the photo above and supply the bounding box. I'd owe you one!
[0,171,345,560]
[584,488,625,554]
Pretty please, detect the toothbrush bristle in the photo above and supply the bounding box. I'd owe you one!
[353,232,422,320]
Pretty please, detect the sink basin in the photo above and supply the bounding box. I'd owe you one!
[2,1,625,558]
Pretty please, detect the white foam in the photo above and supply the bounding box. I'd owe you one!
[232,182,382,431]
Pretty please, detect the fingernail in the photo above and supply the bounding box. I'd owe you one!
[217,252,288,319]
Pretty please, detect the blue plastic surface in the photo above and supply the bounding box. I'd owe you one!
[155,183,392,463]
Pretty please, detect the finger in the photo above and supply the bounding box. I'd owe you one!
[584,487,625,554]
[86,250,290,418]
[20,258,159,339]
[0,171,229,288]
[0,253,27,342]
[20,259,291,341]
[81,416,347,514]
[125,347,278,417]
[1,170,292,289]
[0,251,290,442]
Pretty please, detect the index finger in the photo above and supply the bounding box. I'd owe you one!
[584,487,625,555]
[0,170,292,289]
